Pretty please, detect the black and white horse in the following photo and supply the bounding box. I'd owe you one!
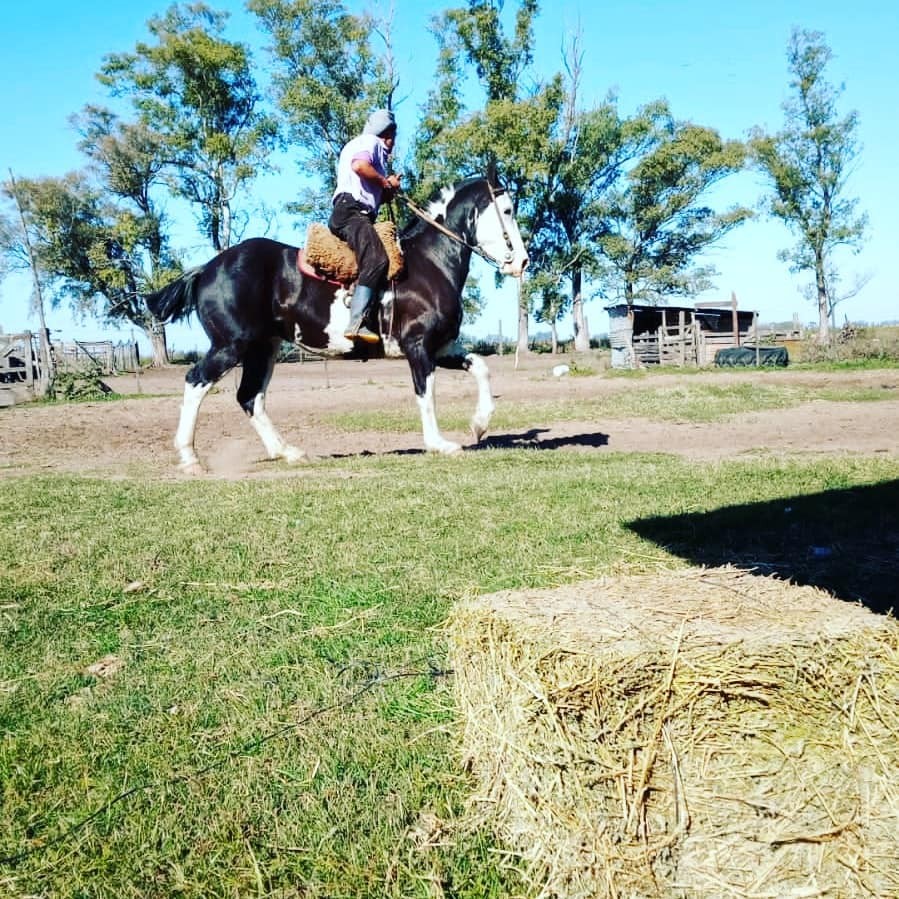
[146,175,528,472]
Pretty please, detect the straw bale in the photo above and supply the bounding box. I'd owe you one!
[448,567,899,898]
[305,221,404,282]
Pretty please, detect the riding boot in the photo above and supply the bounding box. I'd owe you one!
[344,285,380,344]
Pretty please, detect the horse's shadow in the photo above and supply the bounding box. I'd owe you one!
[327,428,611,459]
[473,428,610,451]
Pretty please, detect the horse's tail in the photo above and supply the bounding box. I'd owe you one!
[145,266,203,323]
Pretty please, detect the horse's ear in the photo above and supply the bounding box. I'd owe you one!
[486,157,498,188]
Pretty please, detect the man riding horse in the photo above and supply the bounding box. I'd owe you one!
[328,109,402,344]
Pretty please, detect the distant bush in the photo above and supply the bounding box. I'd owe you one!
[802,325,899,365]
[170,349,201,365]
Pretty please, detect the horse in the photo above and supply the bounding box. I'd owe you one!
[145,174,528,473]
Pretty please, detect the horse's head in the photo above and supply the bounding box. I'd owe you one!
[473,176,529,277]
[417,175,529,277]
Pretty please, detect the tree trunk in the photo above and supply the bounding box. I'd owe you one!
[572,266,589,352]
[550,319,558,355]
[516,277,529,354]
[815,251,830,344]
[148,322,169,366]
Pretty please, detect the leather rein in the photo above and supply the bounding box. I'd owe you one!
[396,181,516,270]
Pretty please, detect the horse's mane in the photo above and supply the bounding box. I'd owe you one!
[398,175,489,241]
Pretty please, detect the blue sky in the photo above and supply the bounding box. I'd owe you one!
[1,0,896,352]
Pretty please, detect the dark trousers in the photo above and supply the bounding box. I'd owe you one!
[329,194,389,289]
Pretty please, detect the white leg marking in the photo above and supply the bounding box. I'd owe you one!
[417,372,460,455]
[249,393,307,463]
[380,291,404,358]
[174,381,212,472]
[466,353,495,442]
[325,291,354,354]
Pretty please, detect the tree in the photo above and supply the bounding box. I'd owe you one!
[99,2,278,251]
[412,0,544,353]
[0,169,179,366]
[72,107,184,363]
[0,172,56,394]
[521,28,669,350]
[750,29,866,344]
[249,0,397,222]
[596,112,751,305]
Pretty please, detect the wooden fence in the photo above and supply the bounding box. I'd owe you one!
[0,332,39,406]
[0,332,140,406]
[53,339,140,374]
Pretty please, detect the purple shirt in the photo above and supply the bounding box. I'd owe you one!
[333,133,391,212]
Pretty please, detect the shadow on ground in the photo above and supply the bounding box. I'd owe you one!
[627,480,899,615]
[476,428,610,451]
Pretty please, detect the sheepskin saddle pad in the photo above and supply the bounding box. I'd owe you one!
[304,221,404,284]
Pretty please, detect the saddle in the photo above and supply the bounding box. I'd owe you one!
[302,221,404,284]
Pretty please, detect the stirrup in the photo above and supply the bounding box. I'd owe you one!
[345,324,380,344]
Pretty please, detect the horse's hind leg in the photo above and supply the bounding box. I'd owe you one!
[435,346,495,443]
[175,345,242,473]
[238,339,307,464]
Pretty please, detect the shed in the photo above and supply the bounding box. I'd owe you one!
[607,295,758,368]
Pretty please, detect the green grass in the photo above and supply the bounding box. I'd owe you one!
[331,375,898,433]
[2,449,898,896]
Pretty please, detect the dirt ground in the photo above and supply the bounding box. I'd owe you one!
[2,355,898,479]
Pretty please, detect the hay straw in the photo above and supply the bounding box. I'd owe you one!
[448,567,899,898]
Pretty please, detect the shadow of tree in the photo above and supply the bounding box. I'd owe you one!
[627,479,899,615]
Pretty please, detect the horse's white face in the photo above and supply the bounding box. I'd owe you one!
[476,190,529,277]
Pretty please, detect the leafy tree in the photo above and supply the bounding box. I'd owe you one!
[72,107,184,363]
[750,28,866,344]
[249,0,397,222]
[412,0,545,352]
[596,112,751,305]
[0,172,56,393]
[0,168,179,366]
[522,28,669,350]
[99,2,278,251]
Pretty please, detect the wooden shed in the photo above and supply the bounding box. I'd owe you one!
[607,296,758,368]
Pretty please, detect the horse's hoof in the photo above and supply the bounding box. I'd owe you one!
[429,440,461,456]
[282,446,309,464]
[470,420,489,443]
[179,460,206,476]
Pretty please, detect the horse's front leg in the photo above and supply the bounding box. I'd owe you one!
[435,346,495,443]
[462,352,495,442]
[239,340,308,464]
[407,342,461,455]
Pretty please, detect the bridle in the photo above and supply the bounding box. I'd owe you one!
[397,179,517,271]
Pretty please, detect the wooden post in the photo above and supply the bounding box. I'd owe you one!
[23,331,34,391]
[731,291,740,348]
[678,310,685,366]
[131,330,142,394]
[754,312,760,366]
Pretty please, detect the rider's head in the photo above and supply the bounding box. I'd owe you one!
[364,109,397,150]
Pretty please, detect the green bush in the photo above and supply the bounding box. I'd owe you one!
[48,371,118,402]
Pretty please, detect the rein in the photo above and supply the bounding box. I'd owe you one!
[397,182,515,271]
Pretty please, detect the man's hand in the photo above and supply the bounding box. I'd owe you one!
[381,173,401,201]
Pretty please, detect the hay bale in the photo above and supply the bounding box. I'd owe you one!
[305,221,404,282]
[448,567,899,898]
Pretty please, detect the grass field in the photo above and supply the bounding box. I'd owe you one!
[2,377,898,897]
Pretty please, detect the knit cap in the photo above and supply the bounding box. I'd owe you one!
[363,109,396,136]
